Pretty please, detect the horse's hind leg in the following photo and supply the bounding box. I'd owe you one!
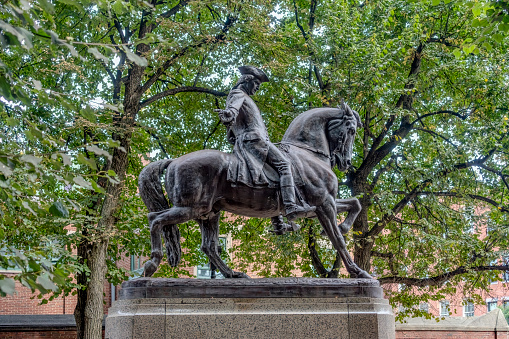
[144,207,194,277]
[316,196,372,279]
[336,198,361,234]
[199,213,250,279]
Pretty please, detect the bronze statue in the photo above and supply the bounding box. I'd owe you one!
[139,66,371,279]
[215,66,314,234]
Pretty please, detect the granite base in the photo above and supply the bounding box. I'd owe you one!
[105,278,395,339]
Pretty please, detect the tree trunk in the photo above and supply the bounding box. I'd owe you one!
[74,124,134,339]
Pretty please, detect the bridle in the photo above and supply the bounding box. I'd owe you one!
[279,141,332,161]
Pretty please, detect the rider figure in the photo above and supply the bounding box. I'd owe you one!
[215,66,315,224]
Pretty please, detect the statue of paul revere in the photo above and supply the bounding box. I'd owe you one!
[215,66,316,234]
[139,64,370,279]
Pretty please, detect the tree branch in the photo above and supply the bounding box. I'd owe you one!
[414,127,457,147]
[140,86,227,108]
[366,151,497,237]
[308,225,328,277]
[391,191,509,213]
[146,129,169,159]
[293,0,308,40]
[378,265,509,287]
[203,120,221,149]
[140,14,237,95]
[411,109,473,126]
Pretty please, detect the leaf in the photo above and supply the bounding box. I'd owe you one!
[431,0,440,6]
[112,0,128,15]
[472,4,482,17]
[122,46,148,67]
[107,169,116,176]
[482,42,493,52]
[56,0,84,11]
[86,145,112,161]
[0,162,13,176]
[0,20,32,50]
[37,273,57,292]
[49,201,69,218]
[38,0,55,14]
[60,153,71,166]
[88,47,109,63]
[103,103,120,112]
[20,154,42,167]
[500,23,509,33]
[32,79,42,91]
[493,33,503,43]
[73,176,92,189]
[77,153,97,170]
[91,180,105,194]
[79,106,96,122]
[22,201,37,216]
[0,75,12,99]
[0,278,15,295]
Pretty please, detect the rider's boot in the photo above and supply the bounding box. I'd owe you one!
[281,175,316,221]
[270,215,301,235]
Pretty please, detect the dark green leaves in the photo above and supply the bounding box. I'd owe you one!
[49,201,69,218]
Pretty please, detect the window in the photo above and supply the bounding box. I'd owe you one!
[487,300,498,312]
[504,257,509,282]
[463,301,474,317]
[489,260,499,284]
[440,300,450,317]
[196,236,228,279]
[419,303,429,313]
[130,255,142,272]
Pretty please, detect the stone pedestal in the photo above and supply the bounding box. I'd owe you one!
[105,278,395,339]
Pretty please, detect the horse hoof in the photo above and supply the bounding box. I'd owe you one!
[143,260,158,277]
[351,270,373,279]
[338,222,351,235]
[231,271,251,279]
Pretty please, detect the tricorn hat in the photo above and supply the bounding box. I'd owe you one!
[238,66,269,83]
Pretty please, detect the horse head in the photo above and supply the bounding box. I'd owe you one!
[328,100,363,171]
[282,100,362,172]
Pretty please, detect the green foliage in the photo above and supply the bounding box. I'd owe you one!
[0,0,508,326]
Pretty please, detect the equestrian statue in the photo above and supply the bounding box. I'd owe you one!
[138,66,372,279]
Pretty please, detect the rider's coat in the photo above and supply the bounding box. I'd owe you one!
[224,88,272,187]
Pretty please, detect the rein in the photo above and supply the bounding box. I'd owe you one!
[279,141,331,160]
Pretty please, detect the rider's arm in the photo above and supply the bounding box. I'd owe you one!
[218,90,244,124]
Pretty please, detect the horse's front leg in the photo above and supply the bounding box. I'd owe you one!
[317,197,372,279]
[336,197,361,234]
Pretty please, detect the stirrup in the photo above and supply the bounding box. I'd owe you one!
[270,221,301,235]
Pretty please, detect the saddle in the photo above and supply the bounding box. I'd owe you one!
[227,144,304,189]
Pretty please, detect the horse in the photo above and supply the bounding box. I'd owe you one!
[138,101,372,279]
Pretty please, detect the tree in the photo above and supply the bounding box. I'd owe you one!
[2,1,509,336]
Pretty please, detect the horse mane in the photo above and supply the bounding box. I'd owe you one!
[282,105,361,144]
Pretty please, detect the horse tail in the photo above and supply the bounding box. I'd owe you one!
[138,159,181,267]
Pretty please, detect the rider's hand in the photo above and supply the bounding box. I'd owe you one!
[215,109,234,123]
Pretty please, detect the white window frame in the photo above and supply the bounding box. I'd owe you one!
[463,301,474,317]
[487,300,498,312]
[440,300,450,317]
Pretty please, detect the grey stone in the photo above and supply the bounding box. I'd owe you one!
[106,278,395,339]
[396,308,509,332]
